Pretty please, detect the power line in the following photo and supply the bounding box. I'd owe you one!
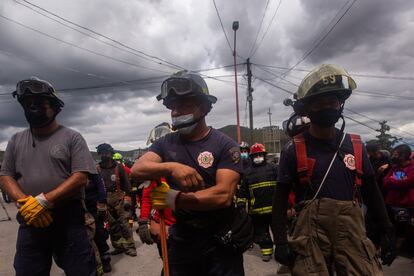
[250,0,283,58]
[0,14,171,74]
[13,0,179,72]
[18,0,184,71]
[212,0,233,55]
[248,0,271,57]
[255,76,294,95]
[253,63,414,81]
[345,108,414,138]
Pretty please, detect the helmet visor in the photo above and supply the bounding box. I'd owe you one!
[158,78,203,100]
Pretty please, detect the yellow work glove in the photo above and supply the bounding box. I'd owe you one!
[150,182,180,210]
[18,193,53,227]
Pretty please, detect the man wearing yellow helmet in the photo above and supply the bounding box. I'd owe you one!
[272,65,396,275]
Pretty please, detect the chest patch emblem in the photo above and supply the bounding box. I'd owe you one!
[197,151,214,168]
[343,154,356,170]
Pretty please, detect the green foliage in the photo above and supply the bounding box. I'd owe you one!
[375,121,401,151]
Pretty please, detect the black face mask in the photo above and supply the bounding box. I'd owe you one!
[391,157,401,164]
[308,108,341,128]
[24,105,54,128]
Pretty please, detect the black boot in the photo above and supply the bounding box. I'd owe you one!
[101,254,112,273]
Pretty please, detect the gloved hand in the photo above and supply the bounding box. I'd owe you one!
[137,219,154,245]
[18,193,53,227]
[151,182,180,210]
[97,202,108,220]
[123,196,132,211]
[274,243,296,267]
[380,227,397,266]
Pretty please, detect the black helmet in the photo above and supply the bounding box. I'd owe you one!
[13,77,64,109]
[96,143,114,154]
[157,71,217,108]
[240,141,250,151]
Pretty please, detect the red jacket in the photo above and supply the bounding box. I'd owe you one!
[383,160,414,208]
[140,178,176,226]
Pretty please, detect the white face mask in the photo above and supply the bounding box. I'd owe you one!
[253,156,265,164]
[172,113,198,135]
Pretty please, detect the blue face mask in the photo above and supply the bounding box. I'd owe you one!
[241,152,249,160]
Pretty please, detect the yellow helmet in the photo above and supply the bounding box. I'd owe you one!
[296,64,356,102]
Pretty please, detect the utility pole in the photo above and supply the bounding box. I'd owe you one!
[232,21,241,144]
[267,108,272,126]
[246,58,254,144]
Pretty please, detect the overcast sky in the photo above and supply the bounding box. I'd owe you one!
[0,0,413,150]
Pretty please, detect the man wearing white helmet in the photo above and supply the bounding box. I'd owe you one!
[272,65,396,275]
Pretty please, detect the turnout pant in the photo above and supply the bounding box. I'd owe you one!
[251,214,273,256]
[167,225,245,276]
[14,201,96,276]
[107,192,135,250]
[289,198,382,276]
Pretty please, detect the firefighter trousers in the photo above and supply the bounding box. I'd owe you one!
[107,192,135,250]
[289,198,383,276]
[251,214,273,256]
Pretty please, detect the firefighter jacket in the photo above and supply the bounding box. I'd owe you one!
[237,162,277,215]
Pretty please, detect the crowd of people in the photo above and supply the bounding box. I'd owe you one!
[0,65,412,276]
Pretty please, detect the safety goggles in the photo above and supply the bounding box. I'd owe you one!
[14,79,55,98]
[158,78,203,101]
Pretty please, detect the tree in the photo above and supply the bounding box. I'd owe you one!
[375,121,401,151]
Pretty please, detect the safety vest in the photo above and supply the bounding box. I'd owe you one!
[293,132,363,196]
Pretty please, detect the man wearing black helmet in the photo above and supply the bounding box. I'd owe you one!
[0,77,97,275]
[272,65,396,275]
[96,143,136,257]
[132,71,251,275]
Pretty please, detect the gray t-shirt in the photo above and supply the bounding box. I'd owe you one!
[0,126,97,198]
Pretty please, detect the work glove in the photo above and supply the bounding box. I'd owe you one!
[123,195,132,211]
[150,182,180,210]
[380,227,397,266]
[137,219,154,245]
[18,193,53,228]
[274,243,296,267]
[97,202,108,220]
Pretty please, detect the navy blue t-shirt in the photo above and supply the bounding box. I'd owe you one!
[149,128,242,228]
[278,129,374,201]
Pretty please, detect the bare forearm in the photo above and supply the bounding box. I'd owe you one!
[176,185,235,211]
[132,161,173,181]
[45,172,87,204]
[0,176,26,201]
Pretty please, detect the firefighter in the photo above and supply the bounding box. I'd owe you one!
[239,141,251,170]
[272,64,396,275]
[132,71,250,275]
[96,143,137,257]
[237,143,277,262]
[0,77,97,275]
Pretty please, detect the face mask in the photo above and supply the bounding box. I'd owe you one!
[241,152,249,160]
[172,113,198,135]
[308,108,341,128]
[253,156,265,164]
[24,105,54,128]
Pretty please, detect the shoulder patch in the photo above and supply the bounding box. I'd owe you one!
[343,154,356,170]
[229,147,241,164]
[197,151,214,168]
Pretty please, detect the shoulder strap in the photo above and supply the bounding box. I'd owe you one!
[293,133,310,185]
[349,134,363,186]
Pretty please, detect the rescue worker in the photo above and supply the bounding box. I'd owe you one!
[113,152,132,176]
[96,143,137,257]
[85,173,112,273]
[237,143,277,262]
[132,71,250,275]
[239,141,251,170]
[272,64,396,275]
[383,144,414,251]
[137,123,176,258]
[0,77,97,275]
